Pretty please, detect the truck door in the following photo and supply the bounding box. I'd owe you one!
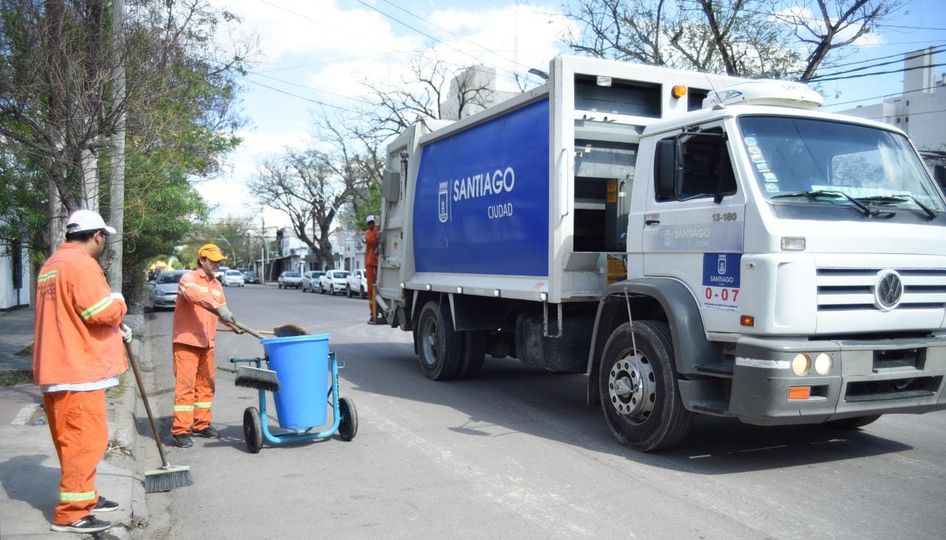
[642,123,747,332]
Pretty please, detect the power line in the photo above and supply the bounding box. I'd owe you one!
[241,78,360,113]
[352,0,544,85]
[246,70,375,106]
[375,0,545,83]
[823,83,946,109]
[810,46,946,80]
[810,61,946,82]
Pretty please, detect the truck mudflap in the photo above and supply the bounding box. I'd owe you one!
[727,335,946,426]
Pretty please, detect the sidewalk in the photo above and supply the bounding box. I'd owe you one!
[0,308,147,538]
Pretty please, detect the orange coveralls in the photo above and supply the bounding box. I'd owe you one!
[33,242,127,525]
[171,269,226,435]
[364,225,380,320]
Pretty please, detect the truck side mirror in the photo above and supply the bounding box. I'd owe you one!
[655,138,677,200]
[382,170,400,202]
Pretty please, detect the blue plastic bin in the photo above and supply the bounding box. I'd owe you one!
[261,333,330,429]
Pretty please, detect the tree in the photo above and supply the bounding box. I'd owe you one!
[251,149,351,270]
[362,53,499,139]
[0,0,246,300]
[564,0,904,81]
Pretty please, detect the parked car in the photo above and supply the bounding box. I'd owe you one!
[277,271,303,289]
[214,266,230,281]
[148,270,184,310]
[319,270,350,295]
[301,271,325,292]
[242,269,260,284]
[346,269,367,298]
[223,269,245,287]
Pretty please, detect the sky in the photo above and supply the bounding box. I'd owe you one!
[198,0,946,228]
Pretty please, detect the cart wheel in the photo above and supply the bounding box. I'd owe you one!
[243,407,263,453]
[338,397,358,441]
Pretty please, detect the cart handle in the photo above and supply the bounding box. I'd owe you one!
[229,356,265,368]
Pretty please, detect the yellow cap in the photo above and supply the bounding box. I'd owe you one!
[198,243,227,262]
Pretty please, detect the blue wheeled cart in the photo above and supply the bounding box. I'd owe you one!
[229,333,357,453]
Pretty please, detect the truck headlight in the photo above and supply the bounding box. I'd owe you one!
[814,353,832,375]
[791,353,811,376]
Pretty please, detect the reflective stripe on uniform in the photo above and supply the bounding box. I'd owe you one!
[80,295,113,320]
[60,490,96,502]
[194,402,212,408]
[37,270,58,283]
[174,404,194,412]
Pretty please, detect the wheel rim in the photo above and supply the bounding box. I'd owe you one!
[607,352,656,424]
[420,316,438,367]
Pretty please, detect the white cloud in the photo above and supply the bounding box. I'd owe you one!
[203,1,572,222]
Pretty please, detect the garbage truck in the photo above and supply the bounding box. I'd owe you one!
[374,55,946,451]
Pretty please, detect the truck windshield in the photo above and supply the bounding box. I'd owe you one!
[737,115,944,213]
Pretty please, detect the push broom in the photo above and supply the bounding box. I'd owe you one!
[123,338,193,493]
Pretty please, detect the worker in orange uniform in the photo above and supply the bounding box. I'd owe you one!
[364,215,382,324]
[33,209,130,534]
[170,243,240,448]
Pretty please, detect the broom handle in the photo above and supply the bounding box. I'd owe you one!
[124,340,171,468]
[231,321,264,340]
[197,304,264,339]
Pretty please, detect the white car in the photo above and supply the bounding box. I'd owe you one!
[223,269,245,287]
[346,269,367,298]
[214,266,230,281]
[319,270,350,295]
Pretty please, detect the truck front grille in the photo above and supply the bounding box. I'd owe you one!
[816,268,946,312]
[844,376,942,402]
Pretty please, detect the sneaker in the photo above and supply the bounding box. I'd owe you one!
[92,496,119,512]
[193,426,220,439]
[51,515,112,533]
[173,434,193,448]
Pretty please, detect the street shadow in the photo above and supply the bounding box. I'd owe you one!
[0,454,58,522]
[333,340,913,475]
[201,422,336,454]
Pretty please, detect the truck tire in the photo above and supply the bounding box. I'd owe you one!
[416,300,462,380]
[457,331,487,379]
[825,415,881,430]
[598,320,691,452]
[346,285,353,298]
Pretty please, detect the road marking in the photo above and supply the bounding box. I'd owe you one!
[11,404,40,426]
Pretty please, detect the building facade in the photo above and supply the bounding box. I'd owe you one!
[840,47,946,184]
[0,228,31,309]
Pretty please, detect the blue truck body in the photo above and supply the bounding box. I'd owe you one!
[412,98,550,277]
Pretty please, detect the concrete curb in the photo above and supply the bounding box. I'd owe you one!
[105,312,149,537]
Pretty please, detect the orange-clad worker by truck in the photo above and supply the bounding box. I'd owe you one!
[33,210,131,535]
[364,215,382,324]
[170,243,241,448]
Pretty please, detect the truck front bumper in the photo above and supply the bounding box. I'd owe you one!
[727,335,946,426]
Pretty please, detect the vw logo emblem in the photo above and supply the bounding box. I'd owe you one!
[874,270,903,311]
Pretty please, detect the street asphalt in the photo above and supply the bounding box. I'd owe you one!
[134,284,946,539]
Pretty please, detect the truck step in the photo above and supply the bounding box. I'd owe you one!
[695,363,734,377]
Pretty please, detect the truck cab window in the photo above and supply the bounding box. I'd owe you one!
[655,131,736,202]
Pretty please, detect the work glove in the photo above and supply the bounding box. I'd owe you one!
[110,291,126,303]
[120,323,133,343]
[217,305,236,324]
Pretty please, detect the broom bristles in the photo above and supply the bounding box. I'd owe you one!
[144,465,193,493]
[234,365,280,392]
[273,324,307,337]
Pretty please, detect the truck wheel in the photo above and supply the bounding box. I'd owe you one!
[361,286,367,299]
[457,331,487,379]
[416,300,462,380]
[598,320,691,452]
[825,415,881,430]
[346,286,352,298]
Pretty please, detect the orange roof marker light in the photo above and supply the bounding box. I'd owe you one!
[671,85,688,98]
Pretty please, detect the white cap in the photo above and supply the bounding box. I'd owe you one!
[366,215,377,223]
[66,209,117,235]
